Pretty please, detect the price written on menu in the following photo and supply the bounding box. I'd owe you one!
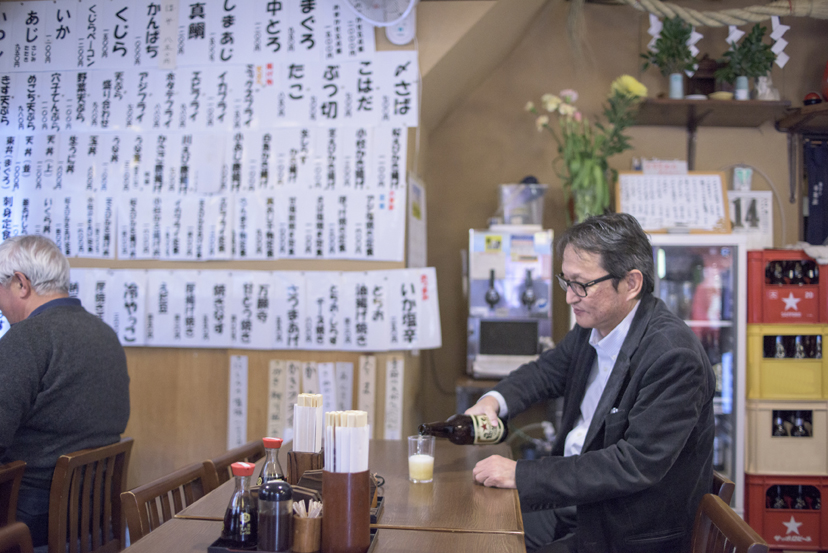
[62,266,442,352]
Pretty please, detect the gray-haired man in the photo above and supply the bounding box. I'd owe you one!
[467,213,715,553]
[0,235,130,547]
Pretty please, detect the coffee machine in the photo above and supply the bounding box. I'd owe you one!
[467,227,554,378]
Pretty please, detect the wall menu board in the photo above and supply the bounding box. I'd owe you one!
[57,266,442,352]
[616,172,731,233]
[0,0,419,262]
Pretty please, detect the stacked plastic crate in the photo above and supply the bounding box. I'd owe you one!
[745,249,827,550]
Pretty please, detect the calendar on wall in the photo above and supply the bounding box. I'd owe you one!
[728,191,773,250]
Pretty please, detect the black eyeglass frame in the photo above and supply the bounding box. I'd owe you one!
[556,273,615,297]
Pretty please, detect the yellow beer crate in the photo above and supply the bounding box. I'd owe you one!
[747,324,828,399]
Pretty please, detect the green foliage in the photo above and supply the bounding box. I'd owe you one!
[641,17,697,77]
[529,81,645,223]
[715,24,776,83]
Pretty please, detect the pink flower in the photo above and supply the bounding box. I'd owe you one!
[559,89,579,103]
[574,111,583,123]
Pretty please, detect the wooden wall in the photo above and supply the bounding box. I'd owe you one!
[417,0,828,424]
[123,347,422,488]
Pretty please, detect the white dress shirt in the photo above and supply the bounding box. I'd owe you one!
[483,300,640,457]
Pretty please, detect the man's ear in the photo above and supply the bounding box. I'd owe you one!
[625,270,644,300]
[14,272,33,299]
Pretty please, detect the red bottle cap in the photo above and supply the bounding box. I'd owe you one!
[230,462,256,477]
[263,437,283,449]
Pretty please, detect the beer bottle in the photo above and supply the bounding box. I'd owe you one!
[794,336,807,359]
[774,336,787,358]
[772,485,787,509]
[419,414,509,445]
[791,411,810,437]
[772,413,788,436]
[794,486,808,509]
[792,261,805,285]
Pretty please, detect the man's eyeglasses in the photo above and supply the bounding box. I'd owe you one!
[556,273,615,298]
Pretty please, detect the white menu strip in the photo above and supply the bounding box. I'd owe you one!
[228,355,249,450]
[267,360,287,440]
[358,355,377,438]
[383,355,404,440]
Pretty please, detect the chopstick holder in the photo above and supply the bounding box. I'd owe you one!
[321,470,370,553]
[287,450,324,485]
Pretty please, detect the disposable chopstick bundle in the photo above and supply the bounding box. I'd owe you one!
[294,394,324,453]
[324,410,369,473]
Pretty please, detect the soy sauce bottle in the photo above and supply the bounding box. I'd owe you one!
[222,461,258,548]
[258,437,285,485]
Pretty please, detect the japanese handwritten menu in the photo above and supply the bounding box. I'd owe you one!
[0,0,419,263]
[68,266,442,351]
[617,172,730,232]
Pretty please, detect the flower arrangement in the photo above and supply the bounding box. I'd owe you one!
[527,75,647,224]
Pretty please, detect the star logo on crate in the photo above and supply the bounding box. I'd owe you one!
[783,516,803,535]
[782,293,801,311]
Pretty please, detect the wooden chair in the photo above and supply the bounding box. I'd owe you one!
[202,440,265,491]
[691,494,768,553]
[120,462,212,543]
[0,461,26,526]
[712,470,736,506]
[47,438,133,553]
[0,522,34,553]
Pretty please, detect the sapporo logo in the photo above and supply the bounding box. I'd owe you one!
[774,516,811,543]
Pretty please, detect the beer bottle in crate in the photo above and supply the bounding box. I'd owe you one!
[791,411,810,437]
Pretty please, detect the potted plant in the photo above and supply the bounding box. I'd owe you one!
[641,16,697,99]
[715,24,776,100]
[526,76,648,224]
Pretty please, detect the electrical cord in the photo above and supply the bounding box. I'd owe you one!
[426,348,457,396]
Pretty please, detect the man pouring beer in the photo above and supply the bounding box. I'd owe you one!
[466,213,715,553]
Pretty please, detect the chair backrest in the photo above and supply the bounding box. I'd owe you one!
[712,470,736,506]
[0,461,27,526]
[0,521,34,553]
[120,462,212,543]
[202,440,265,491]
[47,437,133,553]
[691,494,769,553]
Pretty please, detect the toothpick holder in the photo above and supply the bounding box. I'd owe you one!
[287,451,324,485]
[321,470,370,553]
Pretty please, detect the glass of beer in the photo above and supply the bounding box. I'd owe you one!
[408,435,435,483]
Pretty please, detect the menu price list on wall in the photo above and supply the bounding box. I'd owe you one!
[0,54,419,131]
[0,127,409,261]
[26,266,442,352]
[0,0,383,71]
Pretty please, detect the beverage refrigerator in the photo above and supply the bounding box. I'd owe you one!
[649,234,748,516]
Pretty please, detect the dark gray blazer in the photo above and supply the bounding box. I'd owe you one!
[494,293,715,553]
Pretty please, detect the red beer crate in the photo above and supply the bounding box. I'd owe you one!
[746,474,828,550]
[748,250,824,324]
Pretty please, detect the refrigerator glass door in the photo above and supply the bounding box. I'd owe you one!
[651,234,747,516]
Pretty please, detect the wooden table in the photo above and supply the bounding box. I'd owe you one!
[176,440,522,535]
[123,519,526,553]
[127,439,524,552]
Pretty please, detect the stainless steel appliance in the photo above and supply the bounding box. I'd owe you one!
[467,227,554,378]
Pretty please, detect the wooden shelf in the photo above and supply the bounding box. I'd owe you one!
[776,102,828,134]
[634,98,791,129]
[631,98,791,170]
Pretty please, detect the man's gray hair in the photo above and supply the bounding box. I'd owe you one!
[557,213,655,298]
[0,235,70,295]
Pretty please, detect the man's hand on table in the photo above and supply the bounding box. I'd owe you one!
[464,395,501,427]
[472,455,517,489]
